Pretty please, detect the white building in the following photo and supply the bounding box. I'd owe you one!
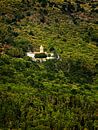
[40,45,44,53]
[26,45,56,62]
[27,52,35,58]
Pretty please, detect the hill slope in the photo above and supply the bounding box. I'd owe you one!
[0,0,98,129]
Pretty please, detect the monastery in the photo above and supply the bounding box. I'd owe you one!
[27,45,58,62]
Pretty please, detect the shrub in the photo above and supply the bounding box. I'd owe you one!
[91,33,98,43]
[13,38,32,52]
[7,47,24,57]
[35,53,47,58]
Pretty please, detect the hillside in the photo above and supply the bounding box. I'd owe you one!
[0,0,98,129]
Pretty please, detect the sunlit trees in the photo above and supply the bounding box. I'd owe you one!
[0,0,98,129]
[6,47,24,58]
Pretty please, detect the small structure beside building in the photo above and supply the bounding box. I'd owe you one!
[27,45,59,62]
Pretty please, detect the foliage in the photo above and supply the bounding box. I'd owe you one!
[0,0,98,129]
[6,47,24,57]
[35,53,47,58]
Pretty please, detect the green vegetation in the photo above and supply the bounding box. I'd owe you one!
[35,53,47,58]
[0,0,98,129]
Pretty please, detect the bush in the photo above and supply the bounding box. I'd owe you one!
[7,47,24,57]
[91,32,98,43]
[35,53,47,58]
[13,38,32,52]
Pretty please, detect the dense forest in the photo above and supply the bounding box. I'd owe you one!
[0,0,98,129]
